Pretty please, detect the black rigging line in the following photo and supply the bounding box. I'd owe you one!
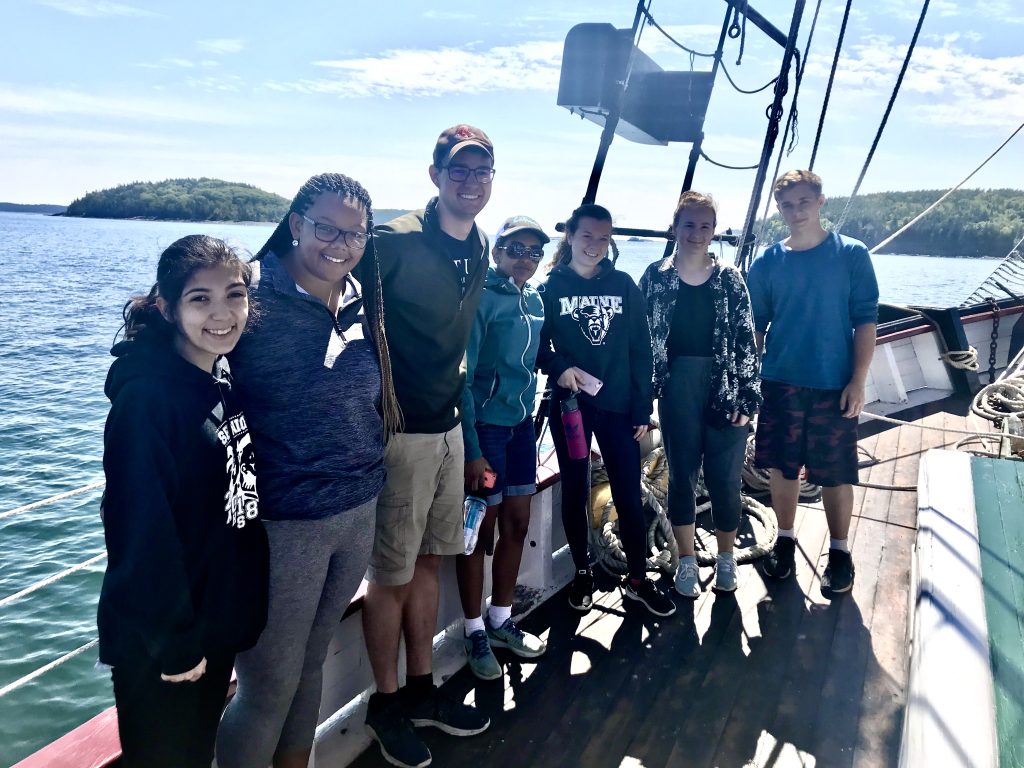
[721,61,778,94]
[700,150,760,170]
[810,0,854,170]
[640,8,716,58]
[835,0,932,232]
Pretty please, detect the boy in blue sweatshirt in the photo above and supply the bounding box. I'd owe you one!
[747,169,879,597]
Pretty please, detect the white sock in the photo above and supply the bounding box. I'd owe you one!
[717,551,735,561]
[465,616,485,636]
[778,528,795,539]
[488,604,512,628]
[830,538,850,553]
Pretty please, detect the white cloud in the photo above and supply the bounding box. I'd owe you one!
[422,10,476,20]
[37,0,156,17]
[268,41,564,98]
[802,40,1024,129]
[197,38,245,55]
[0,84,241,124]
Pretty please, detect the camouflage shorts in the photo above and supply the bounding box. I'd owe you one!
[754,380,859,488]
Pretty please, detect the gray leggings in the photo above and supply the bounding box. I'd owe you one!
[216,497,375,765]
[660,357,747,530]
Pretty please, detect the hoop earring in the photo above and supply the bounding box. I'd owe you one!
[291,239,299,247]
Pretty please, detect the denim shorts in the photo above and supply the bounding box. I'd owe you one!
[476,417,538,506]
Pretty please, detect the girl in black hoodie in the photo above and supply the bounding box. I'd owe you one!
[98,235,268,768]
[537,204,674,619]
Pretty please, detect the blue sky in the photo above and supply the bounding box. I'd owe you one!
[3,0,1023,236]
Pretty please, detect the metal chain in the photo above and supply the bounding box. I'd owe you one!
[988,297,1001,384]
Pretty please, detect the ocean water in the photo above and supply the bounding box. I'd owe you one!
[0,212,1001,765]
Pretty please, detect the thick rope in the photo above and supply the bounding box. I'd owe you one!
[0,480,104,521]
[0,639,99,699]
[0,552,107,610]
[942,347,980,371]
[809,0,854,170]
[869,121,1024,255]
[834,0,932,233]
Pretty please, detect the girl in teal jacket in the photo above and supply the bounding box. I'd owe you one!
[457,216,548,681]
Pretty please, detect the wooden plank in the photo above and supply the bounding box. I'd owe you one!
[11,708,120,768]
[972,456,1024,768]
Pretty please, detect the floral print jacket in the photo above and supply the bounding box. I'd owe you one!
[639,256,762,418]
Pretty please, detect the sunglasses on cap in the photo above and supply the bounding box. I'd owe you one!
[497,242,544,261]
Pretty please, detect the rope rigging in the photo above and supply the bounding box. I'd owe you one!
[833,0,932,234]
[810,0,854,170]
[869,120,1024,255]
[639,7,716,58]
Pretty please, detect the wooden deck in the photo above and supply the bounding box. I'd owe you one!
[351,398,991,768]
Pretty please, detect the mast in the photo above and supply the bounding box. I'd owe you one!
[735,0,807,271]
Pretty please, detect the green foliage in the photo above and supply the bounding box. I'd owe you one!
[64,178,290,222]
[0,202,66,214]
[755,188,1024,258]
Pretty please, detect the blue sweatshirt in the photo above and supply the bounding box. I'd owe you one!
[747,232,879,390]
[461,267,545,461]
[229,253,385,520]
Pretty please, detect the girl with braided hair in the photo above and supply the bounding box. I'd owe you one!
[217,173,400,768]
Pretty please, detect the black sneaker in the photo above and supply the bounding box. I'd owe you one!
[406,685,490,736]
[365,693,431,768]
[623,577,677,617]
[761,536,796,580]
[568,568,594,612]
[821,548,855,596]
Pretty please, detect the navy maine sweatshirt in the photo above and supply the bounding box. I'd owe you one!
[536,260,654,426]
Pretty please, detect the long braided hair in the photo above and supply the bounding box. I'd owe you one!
[256,173,403,437]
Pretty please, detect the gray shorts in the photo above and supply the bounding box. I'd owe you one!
[366,425,465,586]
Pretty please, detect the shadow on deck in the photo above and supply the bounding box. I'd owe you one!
[351,398,981,768]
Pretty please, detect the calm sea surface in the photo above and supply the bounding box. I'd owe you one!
[0,211,1001,765]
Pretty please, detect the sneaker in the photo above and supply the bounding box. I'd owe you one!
[821,548,855,596]
[464,629,501,680]
[674,556,700,598]
[714,554,738,592]
[406,686,490,736]
[623,577,677,617]
[366,694,432,768]
[486,617,547,658]
[761,536,796,580]
[568,568,594,612]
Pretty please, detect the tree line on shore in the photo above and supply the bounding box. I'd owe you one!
[756,188,1024,258]
[64,178,290,222]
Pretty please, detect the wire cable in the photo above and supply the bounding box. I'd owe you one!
[810,0,854,170]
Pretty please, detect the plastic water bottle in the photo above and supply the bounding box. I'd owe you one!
[463,495,487,555]
[560,393,589,460]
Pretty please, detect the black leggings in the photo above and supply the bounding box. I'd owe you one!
[112,652,234,768]
[549,397,647,579]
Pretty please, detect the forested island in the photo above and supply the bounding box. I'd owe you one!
[0,202,66,214]
[757,188,1024,257]
[64,178,290,222]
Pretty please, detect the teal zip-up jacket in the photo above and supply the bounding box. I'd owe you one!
[461,267,545,461]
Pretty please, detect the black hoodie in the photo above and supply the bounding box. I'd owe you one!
[98,336,269,675]
[537,259,654,426]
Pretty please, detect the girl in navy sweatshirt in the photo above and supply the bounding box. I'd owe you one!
[99,235,268,768]
[537,204,674,619]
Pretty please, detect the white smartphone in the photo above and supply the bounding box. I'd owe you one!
[576,368,604,396]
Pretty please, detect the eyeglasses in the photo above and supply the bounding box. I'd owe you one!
[301,215,369,249]
[443,165,496,184]
[498,242,544,261]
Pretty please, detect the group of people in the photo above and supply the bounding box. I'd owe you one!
[98,120,878,768]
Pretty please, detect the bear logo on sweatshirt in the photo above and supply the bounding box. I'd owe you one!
[558,296,623,346]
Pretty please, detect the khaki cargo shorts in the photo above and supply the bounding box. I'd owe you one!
[366,425,465,586]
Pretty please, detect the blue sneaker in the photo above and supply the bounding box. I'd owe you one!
[486,617,546,658]
[464,630,501,681]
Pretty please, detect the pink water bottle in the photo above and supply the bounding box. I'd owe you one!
[560,393,589,460]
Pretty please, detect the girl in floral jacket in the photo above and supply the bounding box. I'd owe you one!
[639,191,761,597]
